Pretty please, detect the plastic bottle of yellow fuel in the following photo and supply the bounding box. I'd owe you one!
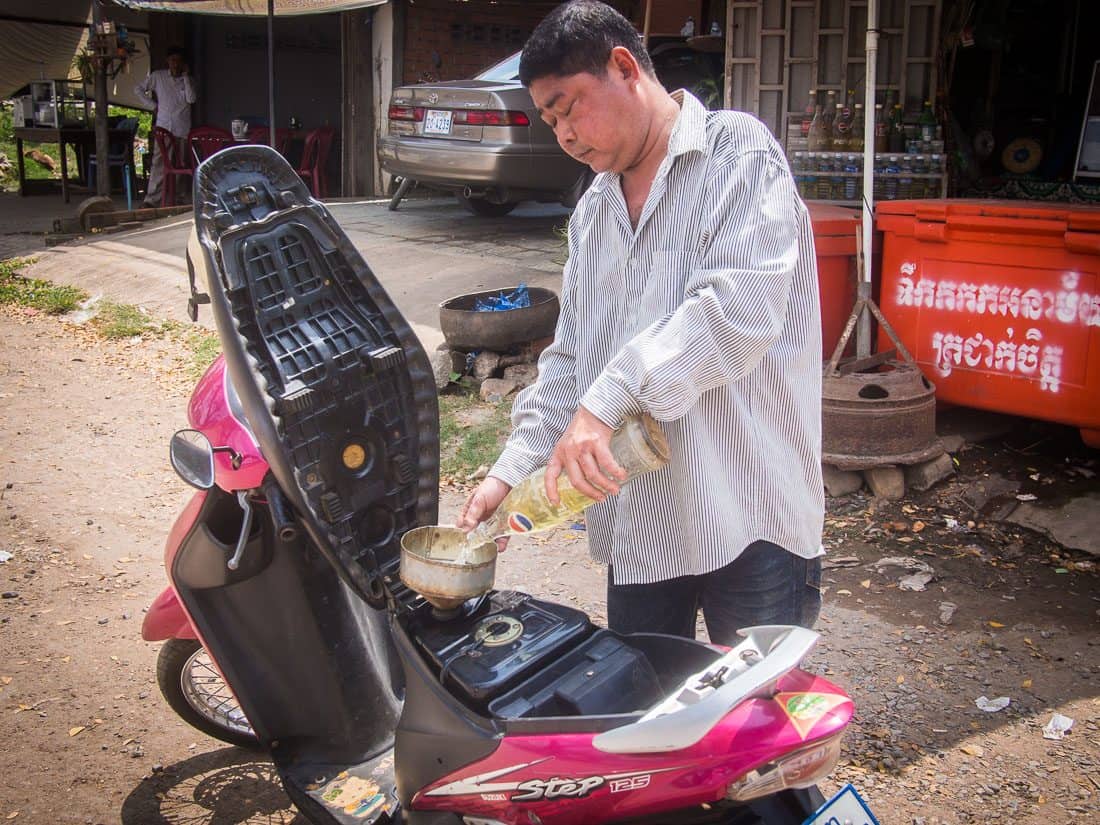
[465,413,669,545]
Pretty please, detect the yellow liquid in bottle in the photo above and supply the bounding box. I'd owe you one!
[461,468,596,555]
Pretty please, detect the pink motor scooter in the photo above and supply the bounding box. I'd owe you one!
[142,145,870,825]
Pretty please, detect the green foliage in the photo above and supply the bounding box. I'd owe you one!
[0,103,75,190]
[183,328,221,381]
[693,76,724,110]
[0,257,86,314]
[90,301,169,339]
[438,390,513,479]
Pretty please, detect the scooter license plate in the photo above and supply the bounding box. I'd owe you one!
[423,109,453,135]
[802,784,880,825]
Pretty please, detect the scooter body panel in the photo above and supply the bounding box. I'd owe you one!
[188,356,269,492]
[141,586,197,641]
[411,670,852,825]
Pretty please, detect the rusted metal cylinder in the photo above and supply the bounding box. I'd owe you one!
[822,361,943,470]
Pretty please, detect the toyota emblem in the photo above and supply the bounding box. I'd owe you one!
[427,93,439,104]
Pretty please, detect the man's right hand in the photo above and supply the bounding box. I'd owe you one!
[457,476,512,552]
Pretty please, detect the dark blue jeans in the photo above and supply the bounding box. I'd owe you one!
[607,540,822,646]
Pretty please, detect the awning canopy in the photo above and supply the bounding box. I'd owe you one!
[0,1,151,105]
[111,0,386,16]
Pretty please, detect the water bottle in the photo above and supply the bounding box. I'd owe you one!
[843,154,860,201]
[884,155,900,200]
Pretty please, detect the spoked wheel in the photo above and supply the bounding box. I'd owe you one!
[156,638,262,750]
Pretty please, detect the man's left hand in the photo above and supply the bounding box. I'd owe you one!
[546,407,626,505]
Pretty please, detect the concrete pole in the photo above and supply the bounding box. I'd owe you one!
[267,0,276,147]
[858,0,879,357]
[91,1,111,198]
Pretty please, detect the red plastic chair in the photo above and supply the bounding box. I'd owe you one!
[187,126,233,168]
[297,126,335,199]
[246,127,291,155]
[152,126,194,207]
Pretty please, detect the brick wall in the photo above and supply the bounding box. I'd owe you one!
[400,0,646,84]
[401,0,558,84]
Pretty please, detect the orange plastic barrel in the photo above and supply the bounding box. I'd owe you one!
[806,203,860,357]
[876,199,1100,447]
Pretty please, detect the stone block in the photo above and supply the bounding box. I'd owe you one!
[471,351,501,380]
[479,378,517,403]
[863,466,905,500]
[503,363,538,389]
[904,452,955,492]
[939,434,966,455]
[428,349,454,390]
[85,211,119,229]
[822,463,863,497]
[434,342,466,375]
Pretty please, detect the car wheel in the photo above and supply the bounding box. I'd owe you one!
[456,193,518,217]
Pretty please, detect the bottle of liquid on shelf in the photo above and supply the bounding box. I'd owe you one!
[831,103,850,151]
[848,103,865,152]
[897,154,912,200]
[807,102,827,152]
[888,104,906,153]
[801,90,817,140]
[873,103,888,153]
[462,413,670,548]
[884,155,900,200]
[822,90,837,139]
[843,153,860,201]
[919,100,937,143]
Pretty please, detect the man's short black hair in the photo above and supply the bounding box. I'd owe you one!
[519,0,654,87]
[166,46,185,58]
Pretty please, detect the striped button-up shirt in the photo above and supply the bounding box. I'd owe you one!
[490,90,824,585]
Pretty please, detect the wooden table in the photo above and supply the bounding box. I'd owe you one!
[14,127,135,203]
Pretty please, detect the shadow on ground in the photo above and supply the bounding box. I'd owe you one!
[121,747,305,825]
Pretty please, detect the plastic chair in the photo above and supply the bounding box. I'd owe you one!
[152,126,194,208]
[87,117,139,210]
[187,126,233,168]
[246,126,291,155]
[296,127,335,199]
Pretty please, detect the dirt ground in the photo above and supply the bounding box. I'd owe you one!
[1,304,1098,825]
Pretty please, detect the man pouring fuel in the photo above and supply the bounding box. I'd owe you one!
[458,0,825,645]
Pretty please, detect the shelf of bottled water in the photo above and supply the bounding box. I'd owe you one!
[789,151,947,203]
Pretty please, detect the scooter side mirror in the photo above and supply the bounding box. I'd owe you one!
[170,429,216,490]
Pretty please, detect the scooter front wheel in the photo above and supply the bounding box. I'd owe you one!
[156,638,262,750]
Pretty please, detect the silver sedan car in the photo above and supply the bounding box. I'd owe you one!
[379,52,589,217]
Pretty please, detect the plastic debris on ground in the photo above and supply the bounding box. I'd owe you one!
[873,556,934,591]
[0,550,11,564]
[975,695,1011,713]
[474,284,530,312]
[1042,713,1075,740]
[938,601,957,625]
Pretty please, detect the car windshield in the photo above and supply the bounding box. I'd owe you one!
[477,52,521,82]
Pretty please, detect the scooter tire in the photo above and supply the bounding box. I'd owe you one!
[156,638,263,751]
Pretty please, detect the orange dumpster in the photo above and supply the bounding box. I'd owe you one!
[806,202,860,358]
[876,199,1100,447]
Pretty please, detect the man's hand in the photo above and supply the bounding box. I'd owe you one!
[457,476,512,552]
[546,407,626,505]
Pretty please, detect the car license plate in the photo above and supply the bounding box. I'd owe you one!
[802,784,879,825]
[423,109,452,135]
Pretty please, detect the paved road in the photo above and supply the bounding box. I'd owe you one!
[22,195,571,351]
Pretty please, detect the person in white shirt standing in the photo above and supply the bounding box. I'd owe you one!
[135,47,196,207]
[458,0,824,645]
